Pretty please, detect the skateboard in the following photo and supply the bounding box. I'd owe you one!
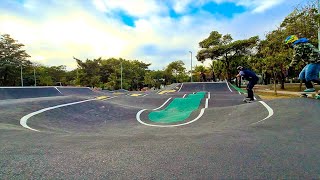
[243,98,254,103]
[298,92,318,98]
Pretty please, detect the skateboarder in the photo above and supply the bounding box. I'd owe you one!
[200,72,206,82]
[284,35,320,99]
[236,66,259,102]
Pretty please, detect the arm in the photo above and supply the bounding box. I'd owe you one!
[236,71,244,78]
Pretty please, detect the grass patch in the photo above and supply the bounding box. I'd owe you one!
[254,84,320,92]
[255,91,298,100]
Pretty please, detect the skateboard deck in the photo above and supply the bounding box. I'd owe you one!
[298,92,318,98]
[243,98,254,103]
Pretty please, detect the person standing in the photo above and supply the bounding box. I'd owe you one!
[284,35,320,99]
[200,72,206,82]
[236,66,259,102]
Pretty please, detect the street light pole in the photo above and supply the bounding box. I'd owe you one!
[318,0,320,50]
[121,61,123,89]
[189,51,193,82]
[20,65,24,87]
[34,67,36,86]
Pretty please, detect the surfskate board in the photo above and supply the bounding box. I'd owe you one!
[298,92,318,98]
[243,98,254,103]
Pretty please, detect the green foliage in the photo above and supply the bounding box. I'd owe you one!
[0,34,31,86]
[199,31,222,48]
[163,60,188,83]
[197,31,259,80]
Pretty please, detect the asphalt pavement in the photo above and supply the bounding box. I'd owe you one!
[0,82,319,179]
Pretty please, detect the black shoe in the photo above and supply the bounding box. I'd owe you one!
[246,99,254,103]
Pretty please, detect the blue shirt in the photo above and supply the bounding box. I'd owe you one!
[239,69,258,81]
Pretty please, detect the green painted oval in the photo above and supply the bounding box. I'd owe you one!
[148,92,206,123]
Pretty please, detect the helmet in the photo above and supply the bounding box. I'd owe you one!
[284,35,298,45]
[237,66,243,70]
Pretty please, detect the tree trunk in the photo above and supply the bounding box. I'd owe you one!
[280,72,285,90]
[299,80,302,91]
[226,60,231,82]
[273,72,277,95]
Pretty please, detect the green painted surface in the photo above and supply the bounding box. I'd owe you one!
[229,83,247,94]
[148,92,206,123]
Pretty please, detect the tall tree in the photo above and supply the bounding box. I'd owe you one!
[196,31,259,81]
[0,34,31,86]
[74,57,101,88]
[193,65,207,82]
[164,60,188,83]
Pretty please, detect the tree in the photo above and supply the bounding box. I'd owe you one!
[0,34,31,86]
[145,70,165,89]
[74,57,101,88]
[196,31,259,81]
[164,60,188,83]
[193,65,207,82]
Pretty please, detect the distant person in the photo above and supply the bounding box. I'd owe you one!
[284,35,320,99]
[200,72,206,82]
[212,71,216,82]
[236,66,259,102]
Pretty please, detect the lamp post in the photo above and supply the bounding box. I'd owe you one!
[120,60,123,89]
[20,65,24,87]
[318,0,320,50]
[189,51,193,82]
[34,67,36,86]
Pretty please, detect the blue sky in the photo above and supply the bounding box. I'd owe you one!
[0,0,308,70]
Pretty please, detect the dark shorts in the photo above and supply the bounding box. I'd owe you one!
[247,79,258,90]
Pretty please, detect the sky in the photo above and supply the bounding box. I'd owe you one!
[0,0,308,71]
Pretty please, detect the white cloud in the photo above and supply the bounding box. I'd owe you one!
[171,0,194,14]
[236,0,286,13]
[170,0,287,13]
[93,0,167,17]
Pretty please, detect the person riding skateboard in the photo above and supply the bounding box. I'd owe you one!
[284,35,320,99]
[236,66,259,102]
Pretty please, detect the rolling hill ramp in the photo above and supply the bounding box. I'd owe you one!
[0,87,62,100]
[179,82,235,93]
[56,87,98,96]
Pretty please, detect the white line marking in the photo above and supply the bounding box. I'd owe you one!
[226,81,233,92]
[54,87,63,94]
[208,92,211,99]
[20,98,96,132]
[177,83,183,92]
[142,94,148,97]
[183,94,187,98]
[250,101,274,125]
[136,93,209,127]
[136,108,206,128]
[152,98,172,111]
[205,98,209,108]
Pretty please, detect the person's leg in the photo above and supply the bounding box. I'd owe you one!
[310,63,320,84]
[247,80,256,100]
[299,65,310,90]
[304,80,314,89]
[305,63,320,92]
[311,63,320,99]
